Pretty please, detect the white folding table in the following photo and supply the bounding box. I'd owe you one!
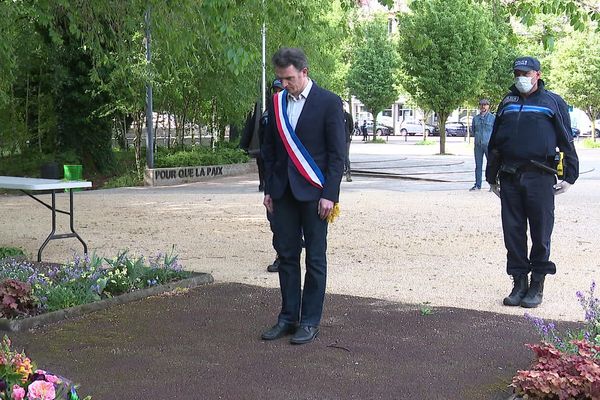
[0,176,92,261]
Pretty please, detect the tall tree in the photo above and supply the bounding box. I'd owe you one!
[396,0,495,154]
[347,14,400,141]
[548,29,600,141]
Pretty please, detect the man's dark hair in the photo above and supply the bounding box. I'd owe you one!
[272,47,309,70]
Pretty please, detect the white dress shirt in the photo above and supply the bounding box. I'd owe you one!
[287,79,313,130]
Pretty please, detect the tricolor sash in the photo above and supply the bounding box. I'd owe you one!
[273,90,325,189]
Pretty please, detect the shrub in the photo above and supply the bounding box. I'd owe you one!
[513,282,600,399]
[0,248,192,318]
[155,147,249,168]
[512,341,600,399]
[102,170,143,189]
[0,279,37,318]
[0,247,25,259]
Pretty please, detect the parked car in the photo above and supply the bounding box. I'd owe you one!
[365,122,393,136]
[399,121,436,136]
[445,121,468,137]
[580,120,600,138]
[571,127,580,138]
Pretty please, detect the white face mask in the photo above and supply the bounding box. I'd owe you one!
[515,76,534,94]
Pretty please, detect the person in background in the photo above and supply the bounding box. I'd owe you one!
[470,98,495,191]
[343,105,354,182]
[361,119,368,142]
[263,80,284,273]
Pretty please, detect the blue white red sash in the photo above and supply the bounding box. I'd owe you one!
[273,90,325,189]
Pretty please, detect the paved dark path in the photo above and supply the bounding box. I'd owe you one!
[10,283,560,399]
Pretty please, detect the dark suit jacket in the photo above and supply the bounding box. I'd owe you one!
[262,82,345,203]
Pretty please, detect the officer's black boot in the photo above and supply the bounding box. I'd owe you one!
[503,274,529,306]
[520,273,545,308]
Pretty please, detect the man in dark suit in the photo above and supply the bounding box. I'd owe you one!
[261,47,345,344]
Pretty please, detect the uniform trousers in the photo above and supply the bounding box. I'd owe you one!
[499,170,557,276]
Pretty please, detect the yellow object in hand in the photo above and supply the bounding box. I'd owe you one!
[327,203,341,223]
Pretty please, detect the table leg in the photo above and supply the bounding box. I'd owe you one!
[34,189,88,262]
[68,189,88,256]
[37,190,57,262]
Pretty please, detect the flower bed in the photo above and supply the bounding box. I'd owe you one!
[511,282,600,399]
[0,335,89,399]
[0,248,212,331]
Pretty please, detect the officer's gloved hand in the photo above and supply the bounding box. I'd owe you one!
[553,181,572,195]
[490,184,501,198]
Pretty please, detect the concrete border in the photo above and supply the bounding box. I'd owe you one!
[145,162,257,186]
[0,272,214,332]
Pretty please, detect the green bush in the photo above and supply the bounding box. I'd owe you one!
[155,146,249,168]
[0,248,193,317]
[103,170,143,189]
[0,247,25,259]
[582,138,600,149]
[0,150,79,177]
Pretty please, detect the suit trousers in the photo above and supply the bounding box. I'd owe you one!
[499,171,556,276]
[271,185,328,327]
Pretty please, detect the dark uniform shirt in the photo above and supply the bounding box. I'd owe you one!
[487,80,579,184]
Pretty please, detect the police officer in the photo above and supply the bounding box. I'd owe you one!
[486,56,579,308]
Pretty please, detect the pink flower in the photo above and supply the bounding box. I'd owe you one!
[44,374,61,384]
[26,380,55,400]
[11,385,26,400]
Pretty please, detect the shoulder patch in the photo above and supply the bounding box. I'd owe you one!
[502,96,520,105]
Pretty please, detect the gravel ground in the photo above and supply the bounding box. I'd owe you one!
[2,139,599,322]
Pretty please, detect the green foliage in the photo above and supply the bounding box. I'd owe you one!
[397,0,495,154]
[102,171,144,189]
[0,247,25,260]
[583,138,600,149]
[0,151,80,178]
[0,0,355,175]
[415,140,436,146]
[548,29,600,122]
[0,249,192,317]
[419,303,433,316]
[155,147,249,168]
[348,14,400,140]
[506,0,600,48]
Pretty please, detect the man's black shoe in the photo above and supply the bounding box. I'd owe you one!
[521,274,545,308]
[261,322,296,340]
[290,326,319,345]
[503,274,529,306]
[267,257,280,273]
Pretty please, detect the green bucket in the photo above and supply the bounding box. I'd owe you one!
[63,164,83,192]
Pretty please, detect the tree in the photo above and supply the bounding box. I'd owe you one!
[0,0,356,173]
[549,29,600,141]
[396,0,495,154]
[504,0,600,48]
[348,14,400,141]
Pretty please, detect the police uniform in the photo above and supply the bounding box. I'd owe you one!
[486,57,579,308]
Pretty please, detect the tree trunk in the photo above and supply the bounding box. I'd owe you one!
[37,71,42,153]
[25,74,30,145]
[438,113,449,154]
[370,109,378,142]
[466,108,471,144]
[134,113,143,179]
[167,110,172,148]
